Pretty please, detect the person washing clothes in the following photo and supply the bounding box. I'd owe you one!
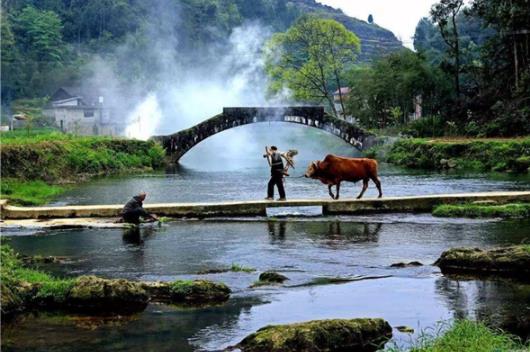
[121,192,159,224]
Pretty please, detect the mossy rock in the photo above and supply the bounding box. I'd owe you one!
[435,245,530,278]
[0,282,27,317]
[142,279,230,305]
[67,275,149,312]
[514,156,530,173]
[258,271,289,283]
[236,318,392,352]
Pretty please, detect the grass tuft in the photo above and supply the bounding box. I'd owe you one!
[0,178,66,205]
[230,263,256,273]
[407,320,527,352]
[432,203,530,218]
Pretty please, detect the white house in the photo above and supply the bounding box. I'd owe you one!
[43,87,120,135]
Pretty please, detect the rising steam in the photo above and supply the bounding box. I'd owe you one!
[81,0,288,141]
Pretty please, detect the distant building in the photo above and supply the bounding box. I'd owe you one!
[409,95,423,121]
[43,87,120,135]
[333,87,355,122]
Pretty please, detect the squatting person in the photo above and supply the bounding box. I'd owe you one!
[121,192,159,224]
[264,146,287,201]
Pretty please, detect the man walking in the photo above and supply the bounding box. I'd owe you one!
[264,146,286,201]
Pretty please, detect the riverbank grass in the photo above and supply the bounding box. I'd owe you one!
[405,320,528,352]
[433,203,530,218]
[387,137,530,173]
[1,129,166,205]
[0,179,67,205]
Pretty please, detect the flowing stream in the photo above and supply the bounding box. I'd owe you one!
[2,125,530,351]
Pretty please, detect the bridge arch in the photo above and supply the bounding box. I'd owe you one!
[153,107,374,162]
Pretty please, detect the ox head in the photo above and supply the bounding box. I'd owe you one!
[304,161,319,178]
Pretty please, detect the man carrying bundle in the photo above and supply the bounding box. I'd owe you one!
[264,146,289,201]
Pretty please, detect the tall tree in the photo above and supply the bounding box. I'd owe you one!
[1,10,20,102]
[473,0,530,92]
[265,16,360,117]
[430,0,464,97]
[346,50,451,129]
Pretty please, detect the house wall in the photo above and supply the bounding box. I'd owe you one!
[43,107,119,136]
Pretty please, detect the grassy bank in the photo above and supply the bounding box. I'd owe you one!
[386,137,530,173]
[0,244,230,317]
[0,129,166,205]
[433,203,530,218]
[390,320,529,352]
[0,244,75,315]
[0,179,67,205]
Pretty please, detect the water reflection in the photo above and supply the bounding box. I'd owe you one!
[2,296,267,352]
[267,221,286,242]
[436,276,530,340]
[122,226,156,246]
[3,219,530,350]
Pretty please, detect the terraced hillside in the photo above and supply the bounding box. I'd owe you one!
[289,0,404,61]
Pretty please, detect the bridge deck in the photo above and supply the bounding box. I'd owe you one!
[1,191,529,220]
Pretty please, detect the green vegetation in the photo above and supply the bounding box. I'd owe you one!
[1,129,166,205]
[230,263,256,273]
[1,245,231,316]
[399,320,528,352]
[265,16,360,117]
[433,203,530,218]
[345,0,529,137]
[1,0,400,105]
[386,137,530,172]
[346,51,451,129]
[0,244,75,314]
[0,179,66,205]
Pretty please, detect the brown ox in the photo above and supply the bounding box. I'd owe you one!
[304,154,382,199]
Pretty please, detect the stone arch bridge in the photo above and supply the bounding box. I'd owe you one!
[152,107,374,162]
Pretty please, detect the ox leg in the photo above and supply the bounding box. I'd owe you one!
[357,179,369,199]
[328,184,335,199]
[335,182,341,200]
[371,176,383,198]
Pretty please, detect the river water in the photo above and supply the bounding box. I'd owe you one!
[2,125,530,351]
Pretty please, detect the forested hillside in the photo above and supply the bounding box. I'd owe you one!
[0,0,402,104]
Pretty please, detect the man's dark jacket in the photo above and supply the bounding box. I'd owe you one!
[122,196,149,223]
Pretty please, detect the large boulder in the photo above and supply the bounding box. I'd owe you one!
[435,246,530,278]
[236,318,392,352]
[66,275,149,312]
[142,279,230,305]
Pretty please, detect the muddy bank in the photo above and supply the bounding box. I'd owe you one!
[233,318,392,352]
[435,245,530,278]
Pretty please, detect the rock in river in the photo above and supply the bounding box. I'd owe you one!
[435,245,530,278]
[258,271,289,283]
[142,279,231,305]
[235,318,392,352]
[390,261,423,268]
[67,275,149,312]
